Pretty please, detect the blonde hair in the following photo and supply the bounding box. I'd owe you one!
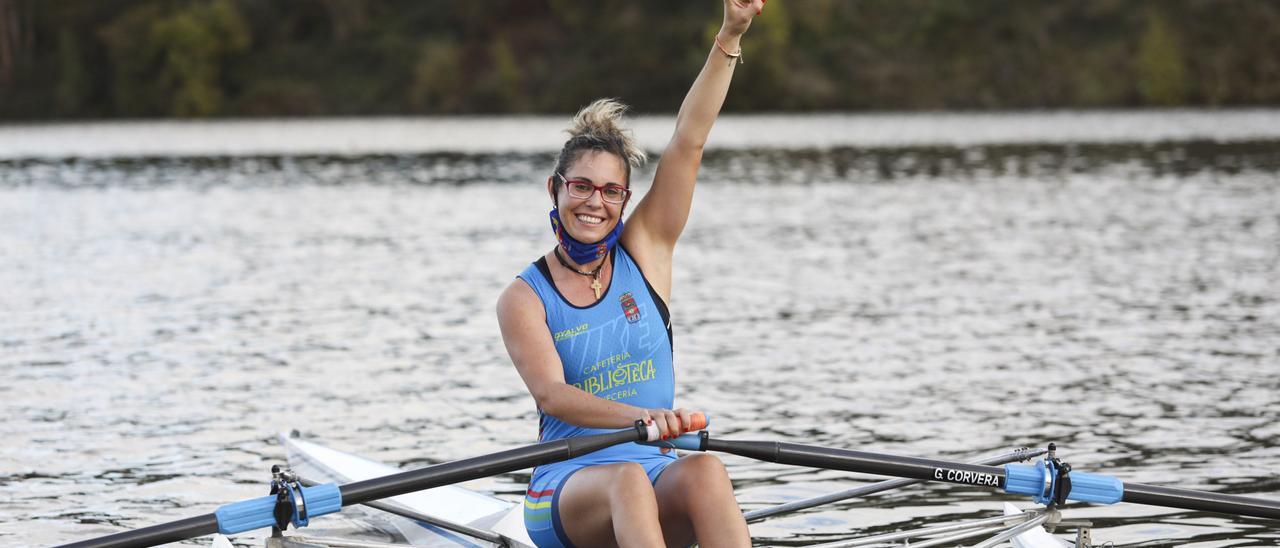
[552,99,647,186]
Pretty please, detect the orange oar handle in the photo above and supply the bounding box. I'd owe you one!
[641,412,711,442]
[686,412,709,432]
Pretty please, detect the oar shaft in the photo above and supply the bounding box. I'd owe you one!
[744,447,1046,522]
[341,426,644,506]
[57,423,650,548]
[707,439,1008,488]
[1124,483,1280,520]
[705,437,1280,521]
[54,514,219,548]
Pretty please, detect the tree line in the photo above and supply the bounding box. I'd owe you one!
[2,0,1277,120]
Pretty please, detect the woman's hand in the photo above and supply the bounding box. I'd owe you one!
[641,408,705,454]
[722,0,765,38]
[640,408,703,440]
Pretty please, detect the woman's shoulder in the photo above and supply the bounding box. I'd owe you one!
[502,254,552,309]
[497,275,543,320]
[616,233,673,303]
[618,228,661,271]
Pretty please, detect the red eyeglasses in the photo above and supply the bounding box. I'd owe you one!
[556,173,631,204]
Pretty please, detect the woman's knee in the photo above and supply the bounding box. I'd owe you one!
[606,462,657,501]
[683,453,728,474]
[678,454,731,488]
[656,454,733,501]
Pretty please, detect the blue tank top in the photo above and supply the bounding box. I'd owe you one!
[517,245,675,464]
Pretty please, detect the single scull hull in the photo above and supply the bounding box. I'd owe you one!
[280,432,532,547]
[275,433,1069,547]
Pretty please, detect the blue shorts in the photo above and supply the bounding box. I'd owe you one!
[524,456,675,548]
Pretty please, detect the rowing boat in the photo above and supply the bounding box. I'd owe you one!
[57,422,1280,548]
[277,431,533,547]
[253,432,1065,548]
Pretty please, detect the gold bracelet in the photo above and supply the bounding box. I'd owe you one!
[714,35,743,65]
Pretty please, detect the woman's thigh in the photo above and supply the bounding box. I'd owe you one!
[553,462,662,548]
[652,454,739,546]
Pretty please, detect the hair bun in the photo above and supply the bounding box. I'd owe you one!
[555,99,647,176]
[568,99,623,137]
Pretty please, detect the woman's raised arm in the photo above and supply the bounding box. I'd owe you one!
[623,0,763,298]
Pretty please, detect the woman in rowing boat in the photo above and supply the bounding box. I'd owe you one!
[496,2,763,546]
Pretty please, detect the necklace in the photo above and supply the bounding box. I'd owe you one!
[554,246,607,299]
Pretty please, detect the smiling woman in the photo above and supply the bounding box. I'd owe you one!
[494,2,764,546]
[541,99,647,301]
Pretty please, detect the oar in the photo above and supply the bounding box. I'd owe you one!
[56,421,662,548]
[655,433,1280,520]
[742,446,1048,522]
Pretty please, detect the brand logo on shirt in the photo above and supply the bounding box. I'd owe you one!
[553,323,589,341]
[620,292,641,323]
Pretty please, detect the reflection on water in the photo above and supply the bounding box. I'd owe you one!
[4,109,1280,159]
[1,120,1278,547]
[4,139,1280,188]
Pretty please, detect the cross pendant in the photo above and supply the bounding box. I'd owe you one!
[591,279,602,299]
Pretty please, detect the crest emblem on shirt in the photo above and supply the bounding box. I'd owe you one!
[620,292,641,323]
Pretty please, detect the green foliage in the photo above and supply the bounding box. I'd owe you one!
[54,29,89,116]
[1136,9,1189,106]
[99,3,166,117]
[4,0,1280,119]
[725,0,791,111]
[235,79,325,116]
[474,37,526,112]
[99,0,249,117]
[408,38,464,113]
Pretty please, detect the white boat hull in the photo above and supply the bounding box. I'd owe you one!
[1004,502,1071,548]
[262,433,1067,548]
[279,432,533,547]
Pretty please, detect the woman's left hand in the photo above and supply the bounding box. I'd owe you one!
[722,0,765,38]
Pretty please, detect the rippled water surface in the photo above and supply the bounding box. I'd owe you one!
[2,113,1279,547]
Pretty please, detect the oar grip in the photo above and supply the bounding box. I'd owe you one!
[687,412,708,431]
[637,431,710,451]
[643,421,661,442]
[640,412,710,442]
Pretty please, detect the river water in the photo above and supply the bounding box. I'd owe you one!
[1,111,1278,547]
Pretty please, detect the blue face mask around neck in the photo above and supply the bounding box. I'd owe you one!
[549,208,624,264]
